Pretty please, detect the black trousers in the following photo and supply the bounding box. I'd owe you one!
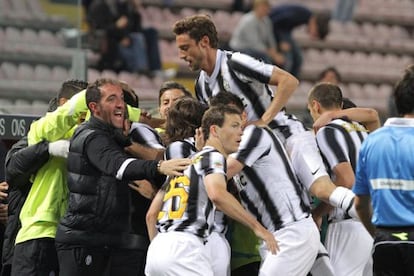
[231,261,260,276]
[373,228,414,276]
[11,238,59,276]
[57,246,146,276]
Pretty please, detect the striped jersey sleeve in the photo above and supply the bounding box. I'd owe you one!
[194,49,306,140]
[165,138,196,160]
[129,122,165,149]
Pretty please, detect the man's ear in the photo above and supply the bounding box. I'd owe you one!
[88,102,98,114]
[312,100,321,114]
[210,124,219,138]
[58,97,68,106]
[199,35,210,48]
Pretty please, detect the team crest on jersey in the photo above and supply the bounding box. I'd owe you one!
[192,155,203,164]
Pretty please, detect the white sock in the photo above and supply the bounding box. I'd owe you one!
[328,186,358,219]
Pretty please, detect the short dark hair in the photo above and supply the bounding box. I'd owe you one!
[342,97,357,109]
[201,105,242,141]
[59,79,89,100]
[86,78,121,111]
[394,64,414,116]
[48,79,88,112]
[158,81,193,105]
[165,97,207,145]
[308,82,343,109]
[120,81,139,108]
[173,14,219,48]
[209,91,245,112]
[315,13,330,40]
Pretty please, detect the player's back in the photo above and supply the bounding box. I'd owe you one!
[157,147,225,239]
[232,125,311,233]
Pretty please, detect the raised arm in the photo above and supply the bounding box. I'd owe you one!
[260,67,298,125]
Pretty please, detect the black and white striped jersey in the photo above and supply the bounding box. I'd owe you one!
[316,118,369,220]
[165,137,197,160]
[230,125,311,233]
[157,146,225,239]
[129,122,165,149]
[195,49,306,140]
[165,138,228,234]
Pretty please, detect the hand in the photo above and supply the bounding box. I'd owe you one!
[0,204,8,225]
[313,111,335,133]
[120,37,131,47]
[116,15,128,29]
[0,182,8,201]
[272,52,285,66]
[255,227,279,255]
[129,180,157,199]
[48,140,70,158]
[279,41,291,52]
[158,158,192,176]
[123,119,131,136]
[312,214,323,230]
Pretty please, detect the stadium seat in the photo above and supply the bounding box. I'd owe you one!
[0,62,18,78]
[34,64,52,81]
[16,63,34,80]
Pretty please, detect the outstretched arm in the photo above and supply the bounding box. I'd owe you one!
[205,173,279,254]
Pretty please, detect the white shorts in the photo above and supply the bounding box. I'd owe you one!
[284,130,328,190]
[325,219,373,276]
[309,242,335,276]
[145,232,213,276]
[258,216,319,276]
[205,231,231,276]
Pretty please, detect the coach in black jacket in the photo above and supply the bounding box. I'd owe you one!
[55,78,190,276]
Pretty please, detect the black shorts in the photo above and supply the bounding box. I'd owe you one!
[373,227,414,276]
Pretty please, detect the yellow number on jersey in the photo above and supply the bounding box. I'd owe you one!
[158,175,190,220]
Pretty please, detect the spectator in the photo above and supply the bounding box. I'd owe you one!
[318,66,341,85]
[353,64,414,275]
[269,4,330,77]
[54,78,191,276]
[332,0,357,23]
[87,0,166,77]
[230,0,284,67]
